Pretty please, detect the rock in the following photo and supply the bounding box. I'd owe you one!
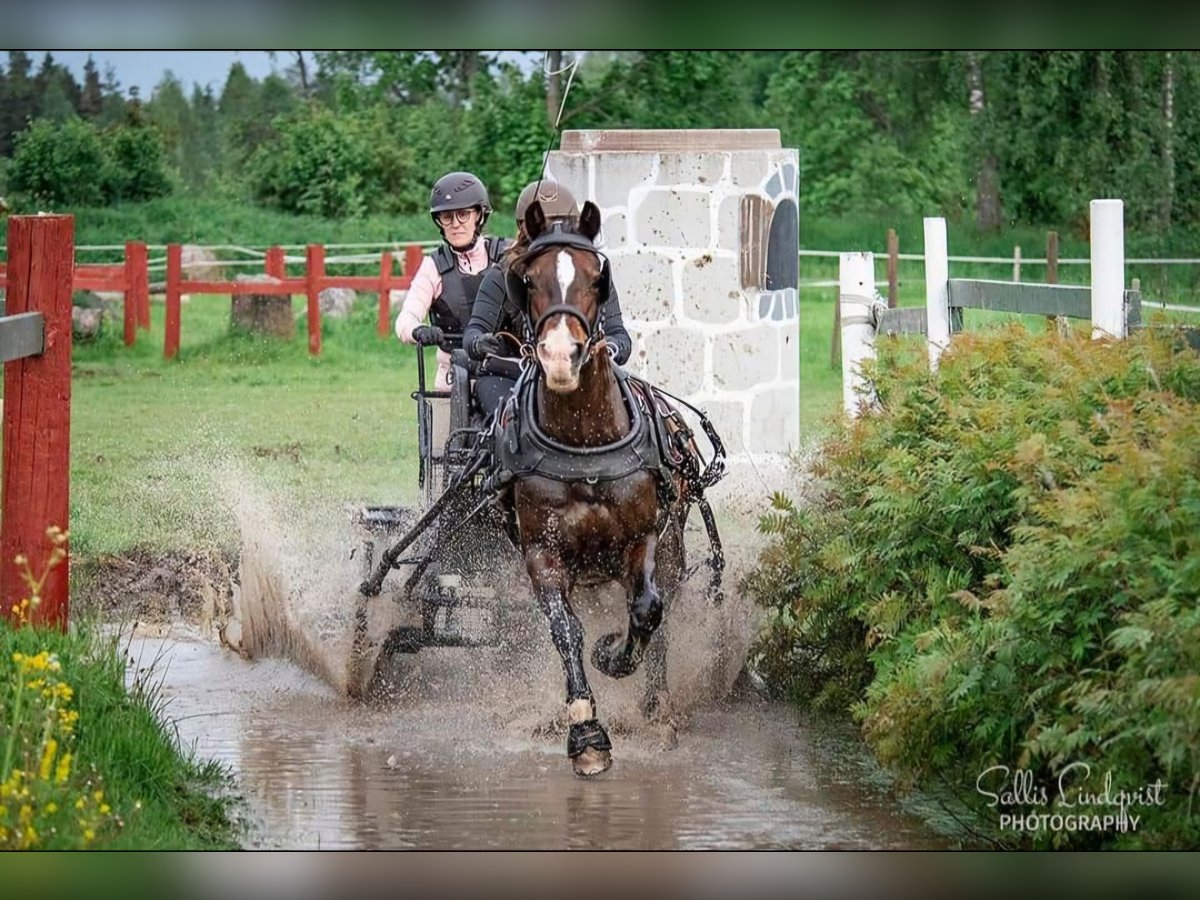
[319,286,356,319]
[72,305,104,341]
[180,245,225,281]
[231,274,294,339]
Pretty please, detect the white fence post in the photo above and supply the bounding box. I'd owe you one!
[1090,199,1126,339]
[839,252,877,418]
[1012,245,1021,282]
[924,217,951,370]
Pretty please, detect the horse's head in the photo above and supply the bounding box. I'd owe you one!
[509,200,610,393]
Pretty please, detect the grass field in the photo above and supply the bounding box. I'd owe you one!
[67,297,427,559]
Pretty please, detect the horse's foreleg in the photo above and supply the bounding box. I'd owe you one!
[525,547,611,777]
[592,534,662,680]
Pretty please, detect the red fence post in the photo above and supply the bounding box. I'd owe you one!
[404,244,423,286]
[165,243,182,360]
[266,245,285,280]
[124,241,149,345]
[2,215,74,630]
[378,250,393,338]
[306,244,323,356]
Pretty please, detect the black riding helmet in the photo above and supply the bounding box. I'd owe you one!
[430,171,491,248]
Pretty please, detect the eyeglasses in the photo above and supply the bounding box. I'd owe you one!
[434,208,479,226]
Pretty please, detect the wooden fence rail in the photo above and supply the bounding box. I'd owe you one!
[841,199,1142,417]
[1,241,425,360]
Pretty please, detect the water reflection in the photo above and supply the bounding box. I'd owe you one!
[134,635,945,850]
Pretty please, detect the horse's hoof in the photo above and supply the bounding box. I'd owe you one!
[567,719,612,775]
[572,746,612,777]
[592,632,637,679]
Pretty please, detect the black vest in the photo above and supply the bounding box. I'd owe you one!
[430,237,508,334]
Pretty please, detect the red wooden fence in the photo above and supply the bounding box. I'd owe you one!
[160,243,424,359]
[2,216,74,629]
[0,240,149,349]
[1,242,426,360]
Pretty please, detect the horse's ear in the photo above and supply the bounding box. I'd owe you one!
[524,200,546,241]
[579,201,602,242]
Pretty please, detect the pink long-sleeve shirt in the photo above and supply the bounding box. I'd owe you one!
[395,240,491,390]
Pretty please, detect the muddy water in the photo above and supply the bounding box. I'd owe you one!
[127,630,945,850]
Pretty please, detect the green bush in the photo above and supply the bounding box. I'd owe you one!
[248,107,377,218]
[10,118,107,207]
[747,324,1200,848]
[103,124,174,203]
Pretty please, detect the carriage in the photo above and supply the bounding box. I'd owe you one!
[351,202,728,774]
[349,334,524,687]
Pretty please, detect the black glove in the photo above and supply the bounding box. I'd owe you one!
[470,332,503,359]
[412,324,447,348]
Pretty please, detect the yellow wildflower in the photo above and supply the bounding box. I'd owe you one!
[38,738,58,781]
[55,753,72,784]
[45,802,57,814]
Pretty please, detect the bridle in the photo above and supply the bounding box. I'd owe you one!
[505,223,612,365]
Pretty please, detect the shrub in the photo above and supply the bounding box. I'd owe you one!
[747,324,1200,848]
[102,124,174,203]
[10,118,107,208]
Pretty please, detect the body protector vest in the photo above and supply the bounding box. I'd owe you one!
[430,237,508,334]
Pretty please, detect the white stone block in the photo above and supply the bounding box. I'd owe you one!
[712,325,781,391]
[592,152,660,210]
[681,255,744,325]
[635,188,711,248]
[748,386,799,454]
[611,250,676,323]
[640,327,708,396]
[730,152,771,191]
[656,152,726,187]
[717,193,742,254]
[779,328,799,383]
[600,211,628,250]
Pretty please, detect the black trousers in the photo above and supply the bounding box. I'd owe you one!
[475,375,517,418]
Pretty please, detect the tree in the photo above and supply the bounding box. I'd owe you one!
[80,55,103,120]
[0,51,37,156]
[966,51,1002,231]
[146,71,191,179]
[99,64,126,127]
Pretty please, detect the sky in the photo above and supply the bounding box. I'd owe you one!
[29,50,290,96]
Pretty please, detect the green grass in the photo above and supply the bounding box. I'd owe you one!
[69,295,424,558]
[2,618,242,848]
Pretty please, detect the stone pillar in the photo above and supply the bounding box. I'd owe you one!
[547,130,799,473]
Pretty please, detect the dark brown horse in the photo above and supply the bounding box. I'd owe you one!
[503,200,689,777]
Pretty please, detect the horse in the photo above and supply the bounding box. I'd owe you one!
[498,199,694,777]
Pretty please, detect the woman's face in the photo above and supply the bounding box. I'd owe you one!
[437,207,481,249]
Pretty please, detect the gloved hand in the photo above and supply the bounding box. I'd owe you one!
[412,324,447,348]
[470,332,503,359]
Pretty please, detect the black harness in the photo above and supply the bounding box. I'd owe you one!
[491,364,667,489]
[504,224,611,357]
[430,236,508,334]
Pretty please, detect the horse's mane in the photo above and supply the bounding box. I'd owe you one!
[503,214,582,272]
